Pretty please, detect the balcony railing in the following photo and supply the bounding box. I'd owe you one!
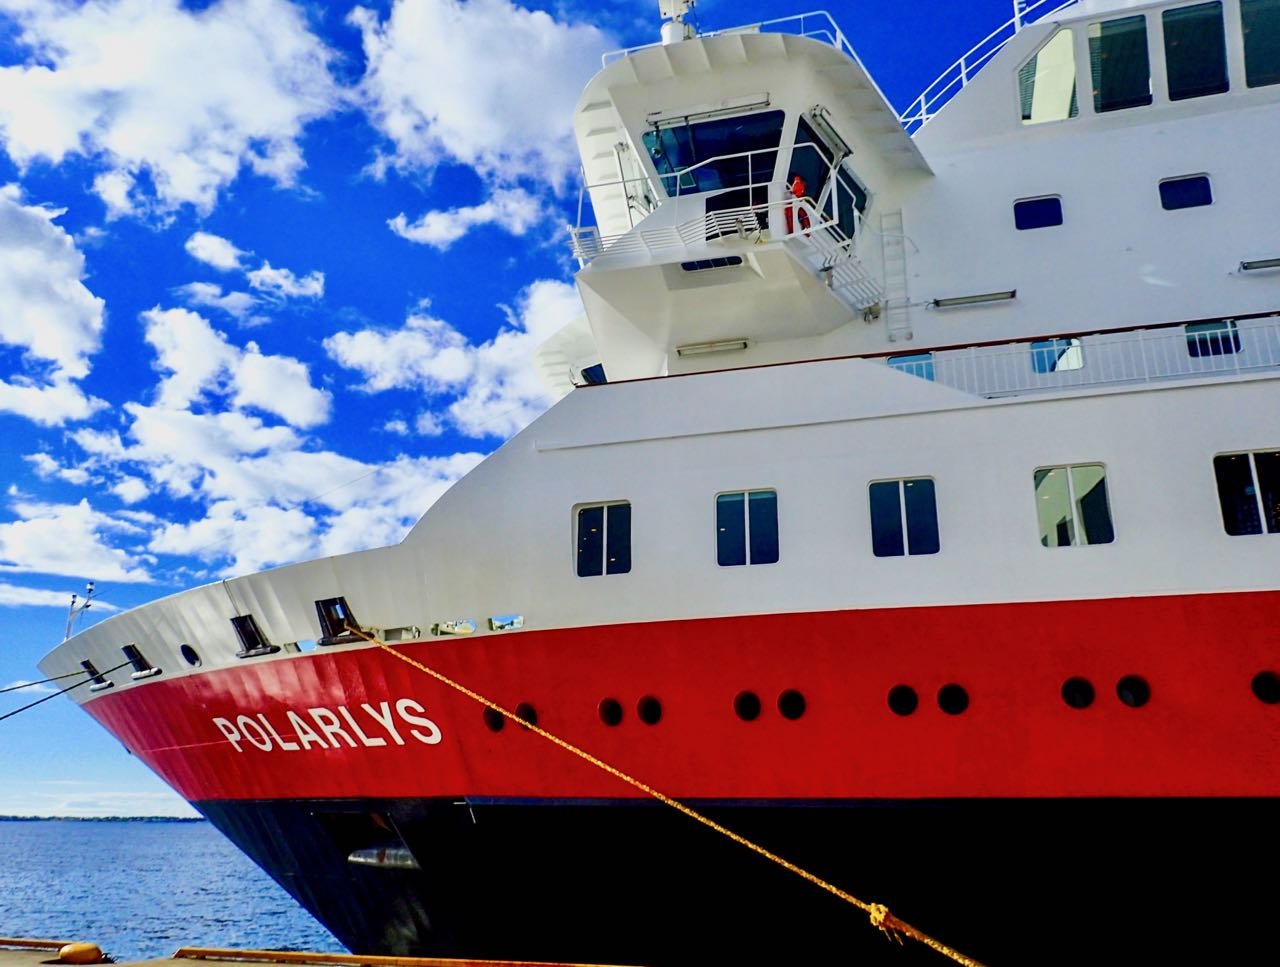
[601,10,858,68]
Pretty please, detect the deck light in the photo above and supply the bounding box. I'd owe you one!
[932,290,1017,308]
[1239,258,1280,272]
[675,338,750,357]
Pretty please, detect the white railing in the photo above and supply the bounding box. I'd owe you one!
[891,318,1280,397]
[899,0,1080,133]
[601,10,856,67]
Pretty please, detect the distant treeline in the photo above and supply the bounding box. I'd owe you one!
[0,815,206,822]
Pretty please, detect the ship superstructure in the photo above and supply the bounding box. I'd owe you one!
[39,2,1280,963]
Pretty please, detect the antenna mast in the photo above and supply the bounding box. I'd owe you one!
[659,0,695,45]
[64,580,95,641]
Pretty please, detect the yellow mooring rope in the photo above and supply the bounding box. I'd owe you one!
[348,627,986,967]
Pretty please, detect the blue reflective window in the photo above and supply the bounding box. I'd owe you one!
[643,111,785,196]
[576,502,631,577]
[1185,320,1240,357]
[869,479,939,557]
[1159,174,1213,210]
[888,353,935,381]
[1014,196,1063,230]
[717,490,778,566]
[1031,338,1084,373]
[580,363,608,384]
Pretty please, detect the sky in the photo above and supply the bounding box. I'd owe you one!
[0,0,1025,816]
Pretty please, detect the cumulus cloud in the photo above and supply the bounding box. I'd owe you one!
[25,453,91,486]
[142,306,331,427]
[0,498,153,582]
[185,231,246,271]
[176,282,259,320]
[389,187,544,250]
[325,279,580,437]
[247,261,324,299]
[0,581,121,610]
[0,0,340,215]
[351,0,608,188]
[0,186,106,425]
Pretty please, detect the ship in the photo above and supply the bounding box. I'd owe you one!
[38,0,1280,964]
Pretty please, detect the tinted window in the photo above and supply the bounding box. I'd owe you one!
[1164,3,1228,100]
[1019,28,1079,124]
[1035,464,1115,547]
[1089,16,1153,112]
[1015,196,1063,230]
[577,502,631,576]
[717,490,778,566]
[1160,174,1213,210]
[1214,451,1280,535]
[888,353,935,381]
[792,117,869,240]
[1031,338,1084,373]
[1242,0,1280,88]
[1186,320,1240,356]
[644,111,785,196]
[869,479,939,557]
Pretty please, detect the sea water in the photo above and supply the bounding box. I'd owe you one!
[0,820,342,961]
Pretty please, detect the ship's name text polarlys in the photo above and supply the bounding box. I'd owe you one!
[212,698,443,752]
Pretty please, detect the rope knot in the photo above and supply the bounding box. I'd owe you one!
[869,903,904,946]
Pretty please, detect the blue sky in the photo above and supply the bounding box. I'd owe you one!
[0,0,1020,816]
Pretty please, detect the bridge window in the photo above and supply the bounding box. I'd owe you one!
[1089,15,1153,112]
[1034,464,1115,547]
[576,502,631,577]
[717,490,778,566]
[888,352,935,381]
[1014,196,1063,230]
[1160,174,1213,210]
[791,116,869,240]
[1019,28,1078,124]
[1031,338,1084,373]
[1164,3,1228,100]
[1242,0,1280,87]
[1214,451,1280,535]
[1185,319,1240,356]
[869,478,940,557]
[644,110,785,197]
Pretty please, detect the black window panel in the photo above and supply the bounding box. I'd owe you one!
[1091,16,1153,112]
[644,110,785,197]
[605,503,632,574]
[1256,451,1280,533]
[1215,454,1263,535]
[80,659,107,685]
[121,644,152,673]
[1077,475,1116,545]
[580,363,607,385]
[576,505,605,577]
[1242,0,1280,88]
[747,490,779,564]
[232,614,277,657]
[716,493,747,566]
[1186,320,1240,357]
[1014,197,1063,230]
[1164,3,1228,100]
[869,481,905,557]
[903,479,941,555]
[1160,175,1213,210]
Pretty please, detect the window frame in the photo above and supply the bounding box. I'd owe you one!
[1159,173,1213,211]
[1163,2,1229,101]
[1014,195,1064,230]
[1088,14,1154,113]
[1033,463,1117,548]
[1213,450,1280,536]
[868,477,941,558]
[715,488,779,567]
[1018,27,1080,125]
[574,500,633,578]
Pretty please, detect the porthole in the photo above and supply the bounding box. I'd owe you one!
[777,689,806,720]
[734,691,762,722]
[888,685,918,716]
[179,644,201,667]
[637,695,663,725]
[515,703,538,727]
[937,683,969,715]
[598,697,624,726]
[1061,677,1095,709]
[483,707,505,733]
[1251,671,1280,705]
[1116,675,1150,708]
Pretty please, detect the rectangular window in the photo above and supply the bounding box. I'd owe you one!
[1031,337,1084,373]
[1014,196,1064,230]
[643,110,785,197]
[1242,0,1280,88]
[1034,464,1115,547]
[1214,451,1280,535]
[1185,319,1240,357]
[1089,15,1153,112]
[576,502,632,577]
[888,352,935,381]
[716,490,778,566]
[1164,3,1228,99]
[869,478,940,557]
[1160,174,1213,210]
[1019,28,1079,124]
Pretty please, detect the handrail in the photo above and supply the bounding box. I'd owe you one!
[601,10,855,67]
[899,0,1081,133]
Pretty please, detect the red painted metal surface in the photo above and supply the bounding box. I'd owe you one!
[83,590,1280,802]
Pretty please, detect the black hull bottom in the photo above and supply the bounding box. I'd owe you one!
[197,797,1278,965]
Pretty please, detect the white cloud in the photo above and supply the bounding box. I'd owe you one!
[0,0,340,215]
[351,0,608,187]
[185,231,246,271]
[389,187,544,250]
[177,282,259,320]
[25,452,91,486]
[326,279,580,438]
[383,419,410,436]
[112,477,149,504]
[247,261,324,299]
[142,306,331,427]
[0,581,121,610]
[414,411,445,436]
[0,186,106,425]
[0,498,153,582]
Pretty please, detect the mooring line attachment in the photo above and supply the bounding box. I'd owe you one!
[346,626,987,967]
